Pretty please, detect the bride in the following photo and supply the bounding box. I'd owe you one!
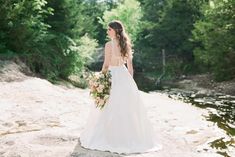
[80,20,162,154]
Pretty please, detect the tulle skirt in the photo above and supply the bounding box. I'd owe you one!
[80,64,162,154]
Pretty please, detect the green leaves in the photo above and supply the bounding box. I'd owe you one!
[1,0,234,82]
[135,0,203,77]
[0,0,99,80]
[99,0,143,42]
[193,0,235,81]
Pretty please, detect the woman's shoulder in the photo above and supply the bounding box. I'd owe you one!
[105,41,112,46]
[104,41,112,49]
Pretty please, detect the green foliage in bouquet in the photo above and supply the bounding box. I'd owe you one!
[88,70,112,109]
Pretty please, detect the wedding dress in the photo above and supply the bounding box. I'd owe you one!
[79,40,162,154]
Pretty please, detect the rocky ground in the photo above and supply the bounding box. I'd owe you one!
[0,60,234,157]
[169,74,235,96]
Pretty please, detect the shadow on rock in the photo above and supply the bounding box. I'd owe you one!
[69,138,126,157]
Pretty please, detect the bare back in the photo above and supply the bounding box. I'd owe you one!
[102,39,134,76]
[109,40,126,66]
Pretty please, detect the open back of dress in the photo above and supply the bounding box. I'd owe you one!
[109,39,127,66]
[79,39,162,154]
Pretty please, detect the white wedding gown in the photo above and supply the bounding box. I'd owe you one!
[80,40,162,154]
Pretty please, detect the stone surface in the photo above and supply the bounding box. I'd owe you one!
[0,77,233,157]
[0,60,233,157]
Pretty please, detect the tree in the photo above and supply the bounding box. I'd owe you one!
[0,0,52,56]
[0,0,98,80]
[99,0,143,42]
[135,0,204,77]
[193,0,235,81]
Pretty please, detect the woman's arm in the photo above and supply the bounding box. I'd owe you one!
[101,42,111,73]
[126,54,133,77]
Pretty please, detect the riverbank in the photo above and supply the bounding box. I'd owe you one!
[163,74,235,96]
[0,60,234,157]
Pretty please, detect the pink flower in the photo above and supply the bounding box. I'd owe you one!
[99,99,105,105]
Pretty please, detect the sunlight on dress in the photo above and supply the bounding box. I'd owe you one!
[80,40,162,154]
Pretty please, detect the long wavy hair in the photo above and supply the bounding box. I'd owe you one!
[108,20,132,58]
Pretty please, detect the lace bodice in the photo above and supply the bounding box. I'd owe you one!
[109,39,126,66]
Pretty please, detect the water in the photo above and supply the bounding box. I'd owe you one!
[159,88,235,157]
[134,73,235,156]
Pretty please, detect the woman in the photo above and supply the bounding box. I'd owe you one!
[80,20,162,154]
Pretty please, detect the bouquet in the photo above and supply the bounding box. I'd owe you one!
[88,70,112,109]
